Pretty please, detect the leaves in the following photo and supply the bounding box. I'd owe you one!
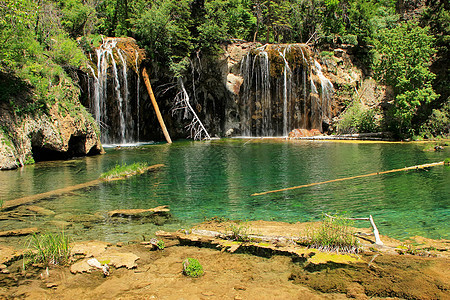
[374,21,438,134]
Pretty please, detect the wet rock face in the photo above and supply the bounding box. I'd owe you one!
[80,40,355,141]
[0,102,103,170]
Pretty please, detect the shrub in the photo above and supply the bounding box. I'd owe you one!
[182,258,204,278]
[301,213,360,253]
[336,101,379,134]
[419,100,450,138]
[25,231,71,266]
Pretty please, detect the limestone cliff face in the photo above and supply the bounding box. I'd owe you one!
[0,103,103,170]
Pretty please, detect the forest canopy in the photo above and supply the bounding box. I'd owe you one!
[0,0,448,138]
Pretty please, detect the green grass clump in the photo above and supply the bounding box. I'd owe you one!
[227,221,251,242]
[444,158,450,165]
[157,240,165,250]
[183,258,204,278]
[25,231,71,266]
[99,162,149,180]
[302,213,360,254]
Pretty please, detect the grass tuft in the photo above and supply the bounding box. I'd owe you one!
[99,162,149,180]
[227,221,251,242]
[24,231,71,267]
[301,213,360,254]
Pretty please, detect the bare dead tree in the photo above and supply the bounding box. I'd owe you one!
[171,78,211,141]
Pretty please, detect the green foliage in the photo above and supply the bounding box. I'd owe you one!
[0,0,89,117]
[99,162,149,180]
[374,21,439,136]
[419,100,450,138]
[182,258,204,277]
[302,213,360,254]
[319,51,334,58]
[23,156,35,165]
[444,158,450,166]
[24,231,71,266]
[337,101,379,134]
[57,0,98,37]
[157,240,165,250]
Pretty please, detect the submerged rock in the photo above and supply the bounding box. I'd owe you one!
[107,205,170,219]
[0,227,39,237]
[0,244,24,265]
[24,206,56,216]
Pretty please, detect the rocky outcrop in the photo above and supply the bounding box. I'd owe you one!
[0,101,103,170]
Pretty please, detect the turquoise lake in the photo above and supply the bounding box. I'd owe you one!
[1,139,449,245]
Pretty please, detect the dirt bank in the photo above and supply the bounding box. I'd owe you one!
[0,220,448,299]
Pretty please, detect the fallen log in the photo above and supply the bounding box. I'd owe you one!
[252,161,444,196]
[2,164,164,210]
[142,67,172,144]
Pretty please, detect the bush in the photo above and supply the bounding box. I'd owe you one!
[25,231,71,266]
[419,100,450,138]
[301,213,360,253]
[336,101,379,134]
[182,258,204,278]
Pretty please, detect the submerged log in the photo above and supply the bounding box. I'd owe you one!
[107,205,170,218]
[2,164,164,210]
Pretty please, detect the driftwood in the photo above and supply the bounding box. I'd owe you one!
[252,161,444,196]
[142,67,172,144]
[171,78,211,141]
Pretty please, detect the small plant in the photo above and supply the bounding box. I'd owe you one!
[444,158,450,166]
[301,213,360,253]
[157,240,165,250]
[99,162,149,180]
[24,231,71,267]
[227,221,250,242]
[23,156,35,165]
[182,258,204,278]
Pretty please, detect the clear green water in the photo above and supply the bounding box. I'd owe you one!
[1,139,449,245]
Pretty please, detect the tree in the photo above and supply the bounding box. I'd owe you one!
[374,21,438,136]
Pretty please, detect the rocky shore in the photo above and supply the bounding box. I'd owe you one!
[0,220,448,299]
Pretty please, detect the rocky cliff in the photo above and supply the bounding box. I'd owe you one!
[0,94,103,170]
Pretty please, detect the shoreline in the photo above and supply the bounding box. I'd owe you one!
[1,220,449,299]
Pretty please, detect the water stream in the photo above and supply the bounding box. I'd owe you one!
[1,140,448,247]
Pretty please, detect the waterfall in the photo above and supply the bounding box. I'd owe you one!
[238,44,333,136]
[87,38,142,144]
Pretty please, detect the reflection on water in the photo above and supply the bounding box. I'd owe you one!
[0,140,449,247]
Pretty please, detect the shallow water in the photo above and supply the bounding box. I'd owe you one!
[1,139,449,246]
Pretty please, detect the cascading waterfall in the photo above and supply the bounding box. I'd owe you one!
[238,44,334,136]
[87,38,142,144]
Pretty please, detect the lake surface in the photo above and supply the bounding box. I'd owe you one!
[1,139,449,246]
